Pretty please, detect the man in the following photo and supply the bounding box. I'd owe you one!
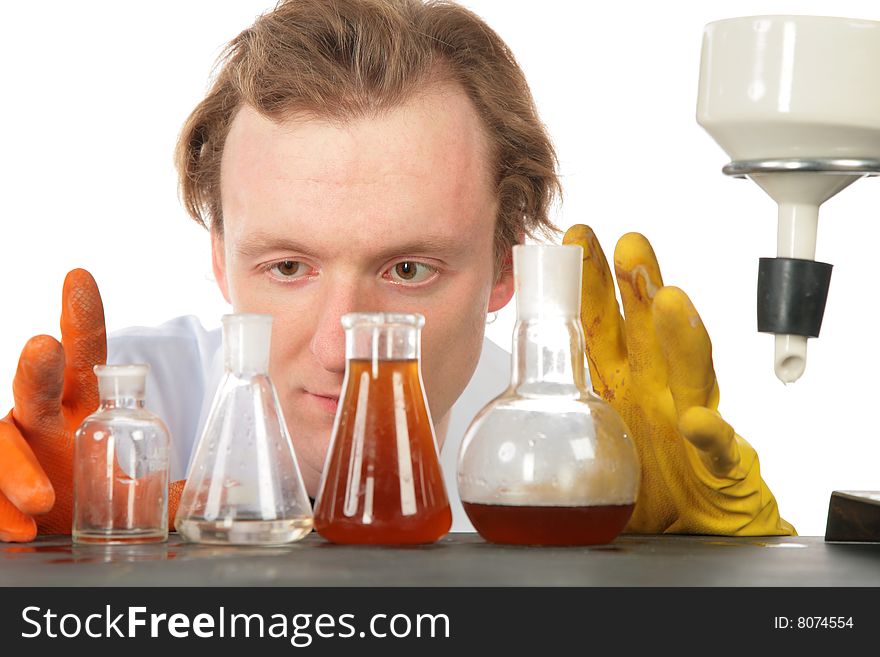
[0,0,792,542]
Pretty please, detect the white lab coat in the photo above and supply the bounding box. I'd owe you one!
[107,315,511,533]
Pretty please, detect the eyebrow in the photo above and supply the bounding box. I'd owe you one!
[233,231,468,260]
[234,233,316,258]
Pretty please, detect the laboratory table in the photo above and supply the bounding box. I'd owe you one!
[1,534,878,586]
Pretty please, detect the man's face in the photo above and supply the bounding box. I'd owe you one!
[214,83,514,495]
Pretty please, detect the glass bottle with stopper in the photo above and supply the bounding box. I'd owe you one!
[73,364,170,544]
[457,244,640,546]
[175,313,313,545]
[313,312,452,544]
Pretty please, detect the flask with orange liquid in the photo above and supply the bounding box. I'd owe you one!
[314,312,451,544]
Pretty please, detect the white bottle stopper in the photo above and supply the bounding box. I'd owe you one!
[513,244,583,319]
[223,314,273,374]
[94,364,149,400]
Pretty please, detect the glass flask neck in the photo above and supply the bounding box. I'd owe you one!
[222,313,272,375]
[511,315,592,396]
[225,360,268,377]
[343,313,423,361]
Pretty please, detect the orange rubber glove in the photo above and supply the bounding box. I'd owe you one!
[563,225,795,536]
[0,269,184,542]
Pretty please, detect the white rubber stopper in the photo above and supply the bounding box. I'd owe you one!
[94,364,149,400]
[513,244,583,319]
[223,313,273,374]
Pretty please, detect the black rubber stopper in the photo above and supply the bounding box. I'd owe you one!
[757,257,832,337]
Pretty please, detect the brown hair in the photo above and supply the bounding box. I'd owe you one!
[175,0,560,265]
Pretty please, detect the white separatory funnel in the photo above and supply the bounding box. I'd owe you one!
[697,15,880,383]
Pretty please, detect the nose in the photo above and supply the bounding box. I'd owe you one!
[309,280,381,374]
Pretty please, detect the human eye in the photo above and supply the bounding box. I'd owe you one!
[384,261,439,286]
[263,259,314,282]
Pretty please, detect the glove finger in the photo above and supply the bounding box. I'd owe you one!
[613,233,666,386]
[0,491,38,542]
[0,418,54,515]
[168,479,185,530]
[679,406,741,478]
[12,334,67,440]
[653,286,719,414]
[60,269,107,426]
[562,225,627,385]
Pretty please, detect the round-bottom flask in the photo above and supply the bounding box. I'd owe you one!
[73,364,170,544]
[314,313,451,544]
[175,314,313,545]
[457,245,640,546]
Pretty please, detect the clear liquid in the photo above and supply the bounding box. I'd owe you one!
[73,528,167,545]
[176,517,313,545]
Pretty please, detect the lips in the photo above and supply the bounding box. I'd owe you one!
[304,390,340,414]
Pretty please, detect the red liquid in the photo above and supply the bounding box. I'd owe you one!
[463,502,634,546]
[314,359,452,544]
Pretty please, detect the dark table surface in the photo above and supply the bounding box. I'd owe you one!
[2,534,879,586]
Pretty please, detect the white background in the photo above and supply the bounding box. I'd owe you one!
[2,0,879,536]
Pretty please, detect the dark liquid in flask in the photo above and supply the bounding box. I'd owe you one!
[462,502,635,546]
[314,359,451,544]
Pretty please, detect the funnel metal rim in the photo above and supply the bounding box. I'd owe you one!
[723,158,880,178]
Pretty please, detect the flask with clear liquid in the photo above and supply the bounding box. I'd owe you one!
[313,312,452,544]
[73,364,170,544]
[457,244,640,546]
[174,313,313,545]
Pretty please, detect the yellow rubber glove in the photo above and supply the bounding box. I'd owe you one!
[563,225,795,536]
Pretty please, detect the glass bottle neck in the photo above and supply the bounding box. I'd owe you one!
[510,316,592,397]
[99,397,145,410]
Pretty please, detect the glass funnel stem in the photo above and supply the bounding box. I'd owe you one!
[510,317,592,397]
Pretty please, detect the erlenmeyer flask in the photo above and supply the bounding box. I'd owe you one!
[313,312,451,544]
[73,364,170,544]
[175,313,313,545]
[457,245,640,546]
